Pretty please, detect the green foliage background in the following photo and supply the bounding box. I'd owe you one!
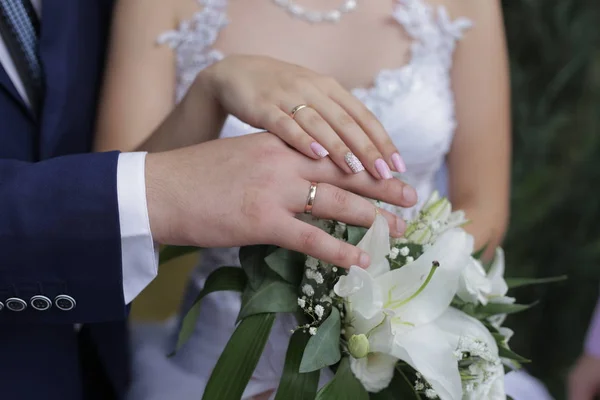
[501,0,600,397]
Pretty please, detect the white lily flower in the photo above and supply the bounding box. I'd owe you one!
[404,192,469,245]
[334,215,474,398]
[457,248,515,306]
[435,308,505,400]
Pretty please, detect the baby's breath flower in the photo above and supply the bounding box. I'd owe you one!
[389,247,400,259]
[424,388,437,399]
[332,267,338,273]
[406,256,414,263]
[414,381,425,391]
[305,256,319,270]
[309,327,317,336]
[313,272,324,284]
[315,304,325,319]
[302,284,315,297]
[400,246,410,256]
[297,298,306,309]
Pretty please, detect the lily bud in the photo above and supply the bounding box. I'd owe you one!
[348,334,370,359]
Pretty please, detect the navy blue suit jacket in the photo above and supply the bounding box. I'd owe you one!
[0,1,129,398]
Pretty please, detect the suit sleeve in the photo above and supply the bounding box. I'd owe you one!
[0,151,126,324]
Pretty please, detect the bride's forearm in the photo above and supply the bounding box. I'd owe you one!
[136,83,227,153]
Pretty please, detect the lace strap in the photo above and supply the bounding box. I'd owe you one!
[157,0,228,49]
[392,0,472,68]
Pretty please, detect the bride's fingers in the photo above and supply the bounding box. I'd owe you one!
[327,82,407,173]
[275,216,370,269]
[261,106,327,161]
[306,92,391,179]
[286,105,355,174]
[301,182,406,237]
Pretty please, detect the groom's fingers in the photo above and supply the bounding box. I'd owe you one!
[306,183,406,237]
[276,216,370,269]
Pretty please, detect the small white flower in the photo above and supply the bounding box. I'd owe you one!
[297,298,306,309]
[332,267,338,273]
[309,327,317,336]
[305,256,319,270]
[425,388,437,399]
[315,305,325,319]
[415,381,425,391]
[305,269,315,279]
[302,284,315,297]
[405,256,414,263]
[400,246,410,256]
[313,272,324,284]
[389,247,400,259]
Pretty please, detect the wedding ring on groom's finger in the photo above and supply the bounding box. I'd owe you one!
[290,104,310,119]
[304,182,318,214]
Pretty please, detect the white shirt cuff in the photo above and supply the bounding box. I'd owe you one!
[117,152,159,304]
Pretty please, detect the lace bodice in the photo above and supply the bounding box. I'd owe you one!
[159,0,472,218]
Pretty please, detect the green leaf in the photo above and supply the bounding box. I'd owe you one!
[174,267,247,352]
[505,275,567,289]
[475,301,538,317]
[300,308,342,373]
[202,313,276,400]
[238,278,298,320]
[316,358,369,400]
[347,226,368,246]
[239,245,272,290]
[274,330,320,400]
[498,345,531,363]
[265,248,305,286]
[159,245,199,265]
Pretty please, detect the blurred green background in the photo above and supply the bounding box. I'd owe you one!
[501,0,600,398]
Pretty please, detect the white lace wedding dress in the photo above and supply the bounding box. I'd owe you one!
[127,1,549,399]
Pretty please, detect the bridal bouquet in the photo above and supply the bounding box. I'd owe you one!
[167,192,565,400]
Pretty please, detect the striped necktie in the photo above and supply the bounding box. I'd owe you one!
[0,0,43,117]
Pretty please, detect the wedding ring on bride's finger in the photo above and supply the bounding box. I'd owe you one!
[304,182,318,214]
[290,104,310,119]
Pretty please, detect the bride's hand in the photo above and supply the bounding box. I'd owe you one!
[195,55,406,180]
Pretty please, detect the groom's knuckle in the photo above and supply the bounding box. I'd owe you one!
[299,229,319,251]
[334,241,349,264]
[332,189,349,213]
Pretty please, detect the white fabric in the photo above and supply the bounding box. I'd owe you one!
[0,2,157,305]
[117,152,159,304]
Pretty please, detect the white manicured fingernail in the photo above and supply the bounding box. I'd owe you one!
[345,152,364,173]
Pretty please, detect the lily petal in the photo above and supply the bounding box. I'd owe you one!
[487,248,508,297]
[377,229,473,329]
[335,266,383,320]
[350,353,398,393]
[391,323,463,400]
[457,258,492,305]
[434,307,498,353]
[357,215,391,278]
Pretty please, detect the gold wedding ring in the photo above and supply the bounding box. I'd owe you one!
[290,104,310,119]
[304,182,318,214]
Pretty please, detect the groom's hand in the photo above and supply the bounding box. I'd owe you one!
[145,133,417,268]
